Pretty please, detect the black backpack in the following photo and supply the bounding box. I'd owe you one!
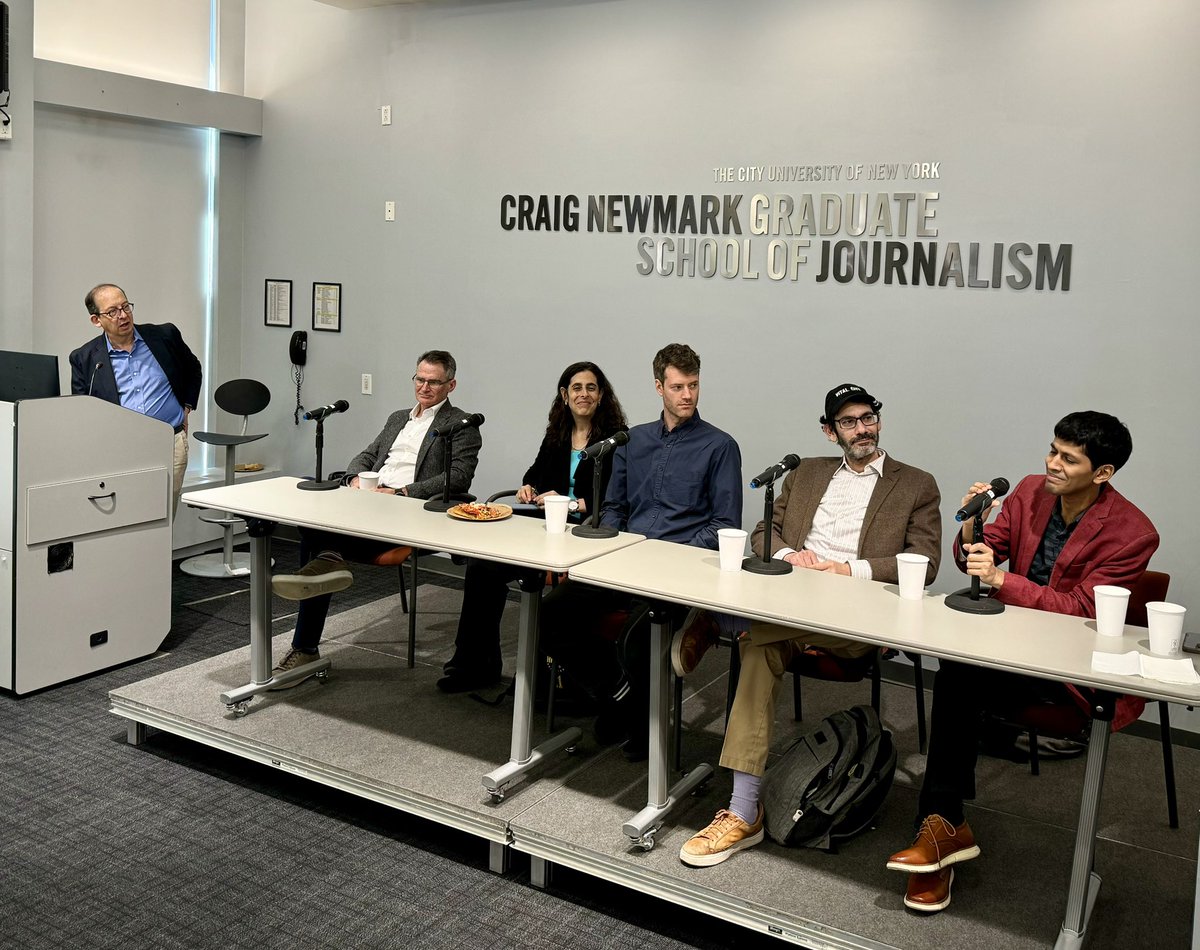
[761,704,897,851]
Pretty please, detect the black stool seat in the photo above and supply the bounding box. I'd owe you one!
[194,431,268,447]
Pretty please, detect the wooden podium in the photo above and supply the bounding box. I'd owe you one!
[0,396,172,693]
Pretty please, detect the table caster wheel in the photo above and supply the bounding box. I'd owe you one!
[634,830,657,852]
[225,701,250,717]
[315,669,329,682]
[565,744,578,755]
[490,791,505,805]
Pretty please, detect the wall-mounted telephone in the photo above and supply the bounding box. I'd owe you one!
[1,2,10,96]
[290,330,307,424]
[289,330,308,366]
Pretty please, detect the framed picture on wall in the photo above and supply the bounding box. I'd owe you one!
[264,279,293,327]
[312,282,342,332]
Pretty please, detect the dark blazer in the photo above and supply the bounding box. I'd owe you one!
[69,323,202,411]
[521,430,624,505]
[750,454,942,585]
[345,400,482,500]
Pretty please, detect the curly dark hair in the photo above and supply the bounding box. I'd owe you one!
[652,343,700,382]
[543,361,628,447]
[1054,411,1133,472]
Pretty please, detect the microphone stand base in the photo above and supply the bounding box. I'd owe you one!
[572,524,618,539]
[296,478,342,492]
[742,557,791,576]
[424,499,455,512]
[945,589,1005,615]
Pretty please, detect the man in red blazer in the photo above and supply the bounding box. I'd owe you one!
[887,411,1160,913]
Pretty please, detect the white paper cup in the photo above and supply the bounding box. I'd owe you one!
[895,553,930,600]
[717,528,748,572]
[543,495,571,534]
[1147,601,1187,657]
[1093,585,1131,637]
[357,471,380,490]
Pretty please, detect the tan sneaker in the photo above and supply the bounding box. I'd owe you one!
[269,648,322,690]
[272,556,353,601]
[679,805,764,867]
[670,608,721,677]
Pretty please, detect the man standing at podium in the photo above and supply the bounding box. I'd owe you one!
[70,283,202,517]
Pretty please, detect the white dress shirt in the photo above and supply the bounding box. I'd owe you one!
[376,399,446,490]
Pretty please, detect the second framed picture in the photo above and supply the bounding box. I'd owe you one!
[312,281,342,332]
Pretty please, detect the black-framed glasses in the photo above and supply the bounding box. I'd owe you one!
[834,411,880,430]
[412,374,449,388]
[98,302,135,320]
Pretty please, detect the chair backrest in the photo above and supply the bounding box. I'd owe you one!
[214,379,271,418]
[1127,570,1170,627]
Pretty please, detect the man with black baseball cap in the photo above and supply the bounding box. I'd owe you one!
[677,382,941,867]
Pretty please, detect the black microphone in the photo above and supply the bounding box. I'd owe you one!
[579,430,630,461]
[955,477,1010,522]
[87,361,104,397]
[303,399,350,422]
[749,453,801,489]
[431,412,485,438]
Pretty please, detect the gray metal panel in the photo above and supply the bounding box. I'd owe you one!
[33,59,263,136]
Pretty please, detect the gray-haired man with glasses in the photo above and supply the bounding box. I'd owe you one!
[268,350,482,685]
[70,283,202,517]
[677,382,941,868]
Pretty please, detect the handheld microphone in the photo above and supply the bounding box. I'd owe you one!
[749,453,801,489]
[303,399,350,422]
[579,430,630,461]
[87,361,105,397]
[431,412,485,438]
[955,477,1010,522]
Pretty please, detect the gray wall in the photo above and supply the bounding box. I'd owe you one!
[0,0,35,352]
[238,0,1198,610]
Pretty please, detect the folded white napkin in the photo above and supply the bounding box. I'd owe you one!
[1091,651,1200,685]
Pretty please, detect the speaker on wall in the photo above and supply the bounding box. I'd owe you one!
[0,1,9,94]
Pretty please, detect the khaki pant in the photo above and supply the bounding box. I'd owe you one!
[718,621,874,777]
[171,428,189,519]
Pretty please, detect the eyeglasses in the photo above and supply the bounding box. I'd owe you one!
[412,374,449,389]
[98,302,134,320]
[833,412,880,430]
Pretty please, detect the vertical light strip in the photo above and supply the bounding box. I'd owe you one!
[200,0,220,473]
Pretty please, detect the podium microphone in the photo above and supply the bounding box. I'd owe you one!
[955,477,1010,522]
[431,412,484,438]
[750,453,800,489]
[579,430,629,461]
[87,361,105,396]
[303,399,349,422]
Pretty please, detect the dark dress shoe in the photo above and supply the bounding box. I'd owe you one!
[886,815,980,873]
[904,868,953,912]
[436,670,500,694]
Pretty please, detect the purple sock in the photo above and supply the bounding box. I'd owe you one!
[729,770,762,825]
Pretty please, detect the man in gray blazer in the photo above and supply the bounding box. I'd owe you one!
[269,350,482,684]
[678,383,941,867]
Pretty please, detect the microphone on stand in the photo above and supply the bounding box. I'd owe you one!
[303,399,350,422]
[946,476,1010,615]
[579,430,629,461]
[87,362,105,396]
[431,412,485,438]
[749,453,801,489]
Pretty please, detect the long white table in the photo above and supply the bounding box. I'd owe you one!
[176,477,644,803]
[568,539,1200,950]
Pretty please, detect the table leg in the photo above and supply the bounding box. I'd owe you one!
[218,520,330,711]
[1054,712,1111,949]
[482,576,580,800]
[622,609,712,851]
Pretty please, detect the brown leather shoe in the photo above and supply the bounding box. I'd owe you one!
[670,608,721,677]
[886,814,980,873]
[904,868,953,912]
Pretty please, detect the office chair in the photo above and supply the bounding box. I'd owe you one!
[180,379,270,577]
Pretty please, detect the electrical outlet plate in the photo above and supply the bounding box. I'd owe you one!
[361,374,373,395]
[0,119,11,141]
[384,201,396,222]
[381,105,391,126]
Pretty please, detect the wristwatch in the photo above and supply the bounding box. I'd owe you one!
[568,500,580,512]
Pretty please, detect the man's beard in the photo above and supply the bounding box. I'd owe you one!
[839,432,878,461]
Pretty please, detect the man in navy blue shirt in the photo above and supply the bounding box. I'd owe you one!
[539,343,742,758]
